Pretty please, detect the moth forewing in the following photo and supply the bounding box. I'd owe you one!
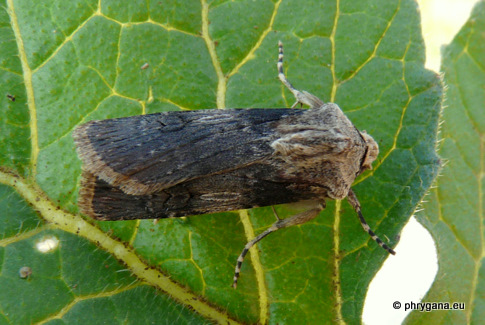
[73,41,395,289]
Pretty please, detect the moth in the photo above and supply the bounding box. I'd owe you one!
[73,42,395,288]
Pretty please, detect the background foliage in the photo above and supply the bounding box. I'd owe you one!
[407,1,485,323]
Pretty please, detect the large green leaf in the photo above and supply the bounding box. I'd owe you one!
[406,1,485,324]
[0,0,441,323]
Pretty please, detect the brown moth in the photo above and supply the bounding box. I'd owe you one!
[73,42,395,288]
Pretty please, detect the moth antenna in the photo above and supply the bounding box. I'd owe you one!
[232,204,324,288]
[277,41,324,109]
[347,189,396,255]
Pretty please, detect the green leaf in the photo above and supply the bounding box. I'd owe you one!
[406,1,485,324]
[0,0,441,323]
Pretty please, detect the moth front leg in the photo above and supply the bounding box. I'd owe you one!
[346,189,396,255]
[277,41,324,109]
[232,202,325,288]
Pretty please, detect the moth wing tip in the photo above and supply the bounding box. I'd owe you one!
[72,121,93,143]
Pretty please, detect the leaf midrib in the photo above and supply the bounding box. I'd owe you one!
[0,168,241,324]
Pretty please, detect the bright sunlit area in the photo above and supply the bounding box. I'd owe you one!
[362,1,479,324]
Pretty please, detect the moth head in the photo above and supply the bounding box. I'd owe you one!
[360,131,379,171]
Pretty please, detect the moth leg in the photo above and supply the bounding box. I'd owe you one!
[346,189,396,255]
[277,41,324,109]
[232,202,325,288]
[271,206,282,221]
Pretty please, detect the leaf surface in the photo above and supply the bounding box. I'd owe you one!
[406,1,485,323]
[0,0,441,323]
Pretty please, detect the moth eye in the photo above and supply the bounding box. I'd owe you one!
[360,132,379,170]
